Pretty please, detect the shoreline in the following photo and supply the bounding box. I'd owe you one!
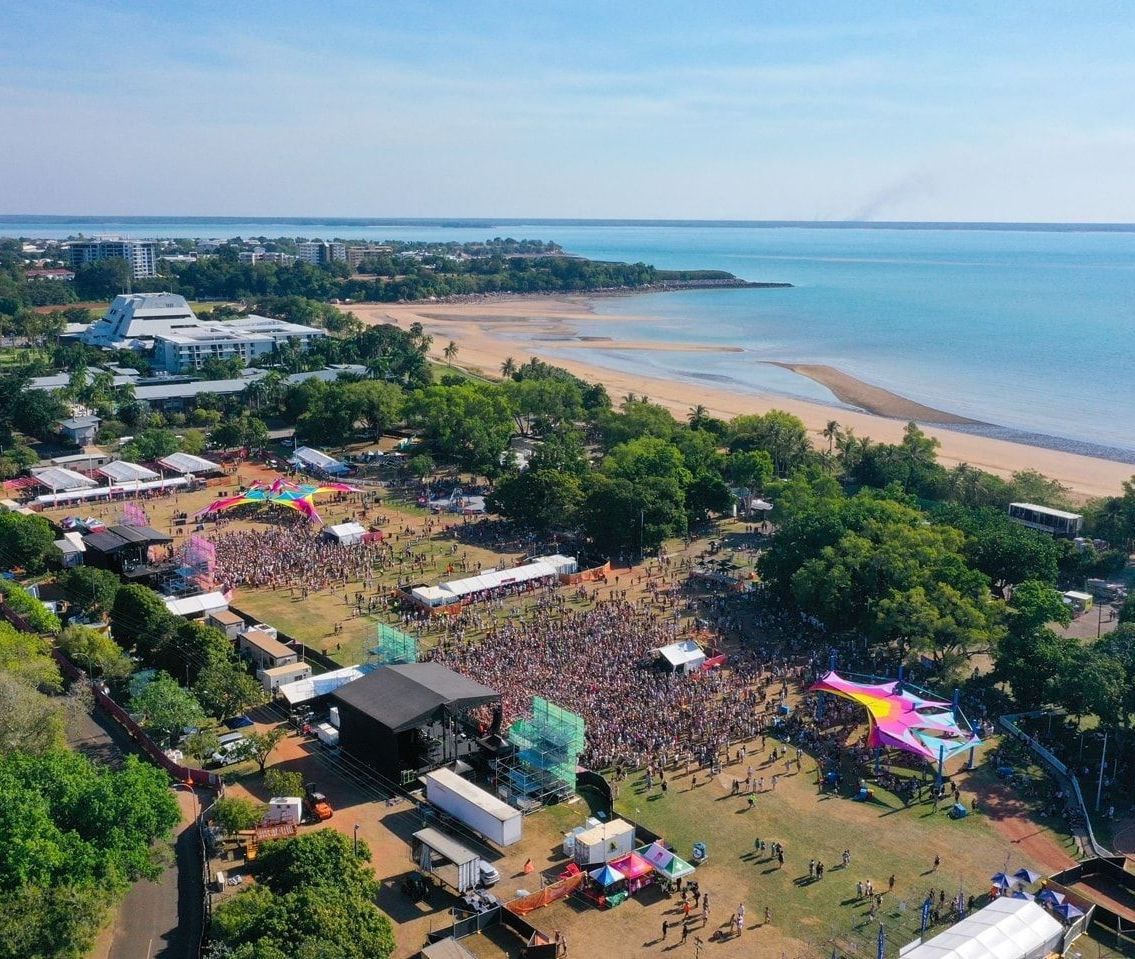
[343,296,1133,499]
[768,363,984,426]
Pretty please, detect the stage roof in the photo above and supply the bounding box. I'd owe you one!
[333,662,499,733]
[84,524,173,553]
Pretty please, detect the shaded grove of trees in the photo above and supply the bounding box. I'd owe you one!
[155,249,732,303]
[208,830,394,959]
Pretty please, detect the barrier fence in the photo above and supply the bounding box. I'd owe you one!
[999,712,1109,858]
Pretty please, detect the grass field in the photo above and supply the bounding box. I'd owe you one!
[609,743,1046,957]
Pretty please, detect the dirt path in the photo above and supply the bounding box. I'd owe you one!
[965,777,1077,874]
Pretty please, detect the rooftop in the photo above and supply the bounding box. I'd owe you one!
[333,662,499,733]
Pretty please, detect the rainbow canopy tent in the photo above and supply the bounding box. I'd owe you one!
[809,671,979,764]
[198,477,360,524]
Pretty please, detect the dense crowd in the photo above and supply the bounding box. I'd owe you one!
[430,597,784,770]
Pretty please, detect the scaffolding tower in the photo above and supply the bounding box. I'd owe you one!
[368,622,419,667]
[499,697,585,809]
[162,534,216,596]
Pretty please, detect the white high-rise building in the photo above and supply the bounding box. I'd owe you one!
[65,238,158,279]
[296,241,347,264]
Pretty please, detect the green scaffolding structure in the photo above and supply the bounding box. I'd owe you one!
[504,697,586,805]
[368,623,419,667]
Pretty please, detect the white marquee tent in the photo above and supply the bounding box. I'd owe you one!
[158,452,222,474]
[410,555,576,609]
[291,446,349,476]
[98,461,160,483]
[901,898,1064,959]
[324,521,366,545]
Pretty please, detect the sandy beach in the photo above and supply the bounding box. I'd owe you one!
[345,296,1131,499]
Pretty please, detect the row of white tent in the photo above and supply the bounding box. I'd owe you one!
[410,554,578,608]
[28,453,222,505]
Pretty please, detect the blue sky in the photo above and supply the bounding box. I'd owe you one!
[2,1,1133,220]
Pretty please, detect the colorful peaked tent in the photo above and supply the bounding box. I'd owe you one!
[590,864,625,887]
[197,477,359,524]
[809,671,979,764]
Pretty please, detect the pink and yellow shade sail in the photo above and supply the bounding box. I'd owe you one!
[197,478,360,524]
[809,671,979,764]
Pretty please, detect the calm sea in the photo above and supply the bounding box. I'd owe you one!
[4,217,1133,458]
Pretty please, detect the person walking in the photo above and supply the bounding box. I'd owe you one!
[765,905,771,925]
[933,853,941,872]
[662,920,668,941]
[681,921,689,944]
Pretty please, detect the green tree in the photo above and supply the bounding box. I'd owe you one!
[406,383,514,476]
[0,621,62,690]
[193,654,267,719]
[0,511,58,574]
[442,340,458,365]
[0,672,68,755]
[57,625,134,682]
[0,882,109,959]
[264,768,305,800]
[110,584,174,650]
[213,796,265,834]
[129,672,205,747]
[256,830,376,896]
[120,427,180,463]
[728,410,812,476]
[487,469,583,532]
[1006,580,1072,635]
[237,728,286,774]
[74,259,131,299]
[61,566,123,614]
[183,729,221,762]
[343,379,402,442]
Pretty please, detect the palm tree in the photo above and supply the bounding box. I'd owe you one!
[688,404,709,429]
[501,356,517,379]
[417,334,434,356]
[822,420,842,454]
[443,341,458,366]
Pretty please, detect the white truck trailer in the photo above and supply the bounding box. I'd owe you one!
[424,767,522,847]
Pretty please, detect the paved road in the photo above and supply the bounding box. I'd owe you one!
[66,704,203,959]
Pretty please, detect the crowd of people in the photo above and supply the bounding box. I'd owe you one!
[429,596,788,770]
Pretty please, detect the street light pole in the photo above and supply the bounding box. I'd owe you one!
[354,823,360,857]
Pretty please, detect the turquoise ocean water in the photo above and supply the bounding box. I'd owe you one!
[3,217,1133,458]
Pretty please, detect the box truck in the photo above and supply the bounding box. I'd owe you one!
[424,768,522,847]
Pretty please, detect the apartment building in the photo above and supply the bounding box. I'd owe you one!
[296,240,347,264]
[65,238,158,279]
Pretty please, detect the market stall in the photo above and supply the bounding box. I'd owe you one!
[609,852,655,894]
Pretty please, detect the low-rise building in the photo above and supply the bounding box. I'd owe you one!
[258,662,313,693]
[57,415,102,446]
[206,609,247,640]
[239,626,298,670]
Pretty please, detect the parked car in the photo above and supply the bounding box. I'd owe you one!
[224,715,255,730]
[477,862,500,887]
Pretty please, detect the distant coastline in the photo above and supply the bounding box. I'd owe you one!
[3,215,1135,235]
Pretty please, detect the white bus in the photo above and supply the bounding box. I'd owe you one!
[1008,502,1083,537]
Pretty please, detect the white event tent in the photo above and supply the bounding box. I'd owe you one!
[410,555,578,609]
[901,898,1064,959]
